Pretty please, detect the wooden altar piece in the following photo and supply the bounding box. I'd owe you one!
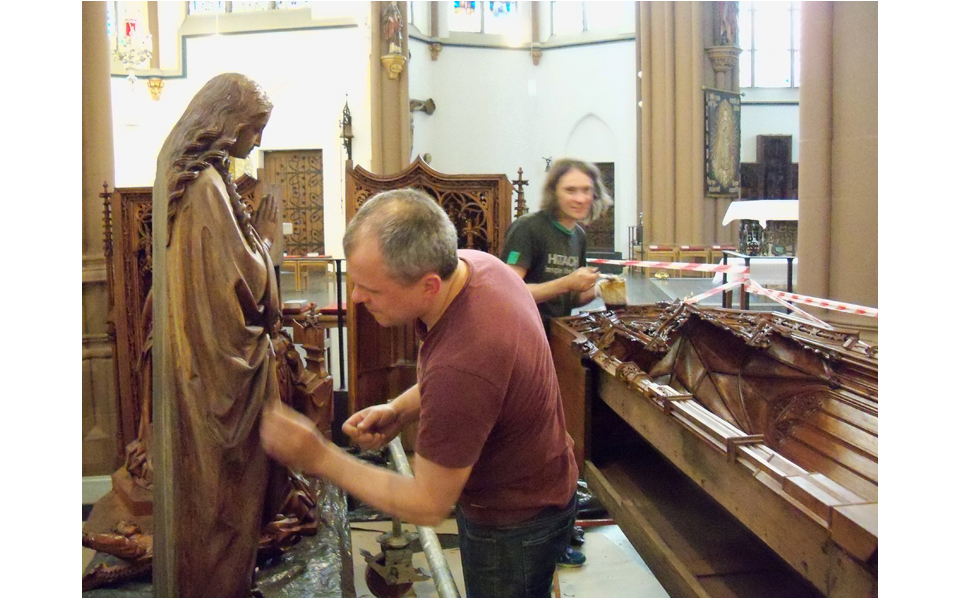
[344,158,513,415]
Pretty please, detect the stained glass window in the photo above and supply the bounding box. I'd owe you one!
[449,1,481,33]
[488,2,514,18]
[484,1,519,36]
[455,1,476,14]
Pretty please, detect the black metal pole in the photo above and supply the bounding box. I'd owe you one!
[786,256,794,294]
[721,252,729,308]
[335,259,345,389]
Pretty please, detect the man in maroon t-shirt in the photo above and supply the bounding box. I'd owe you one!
[261,188,578,597]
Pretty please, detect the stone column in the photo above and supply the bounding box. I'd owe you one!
[797,2,878,340]
[638,2,708,245]
[370,1,411,175]
[82,1,119,476]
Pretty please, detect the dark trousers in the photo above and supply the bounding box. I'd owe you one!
[455,494,576,598]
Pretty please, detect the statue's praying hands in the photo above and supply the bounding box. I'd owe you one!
[252,193,280,249]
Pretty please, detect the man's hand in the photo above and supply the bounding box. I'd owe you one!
[566,267,600,293]
[260,402,327,474]
[251,194,280,248]
[342,404,404,451]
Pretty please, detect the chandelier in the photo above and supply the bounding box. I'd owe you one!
[114,18,152,84]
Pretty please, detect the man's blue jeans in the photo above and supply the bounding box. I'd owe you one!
[455,494,576,598]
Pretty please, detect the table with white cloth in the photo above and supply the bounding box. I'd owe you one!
[722,200,799,255]
[712,256,798,289]
[722,199,799,227]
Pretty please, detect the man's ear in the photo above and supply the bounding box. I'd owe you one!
[421,273,442,296]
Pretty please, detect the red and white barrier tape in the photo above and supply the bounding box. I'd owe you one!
[743,281,833,328]
[744,281,878,318]
[590,258,878,319]
[682,278,747,305]
[588,258,749,275]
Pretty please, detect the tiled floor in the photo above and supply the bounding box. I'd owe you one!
[84,514,669,598]
[349,518,669,598]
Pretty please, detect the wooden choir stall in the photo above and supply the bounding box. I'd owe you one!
[550,304,878,598]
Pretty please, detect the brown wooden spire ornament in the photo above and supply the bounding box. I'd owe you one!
[512,167,529,218]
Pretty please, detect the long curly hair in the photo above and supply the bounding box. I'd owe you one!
[156,73,273,246]
[539,158,613,225]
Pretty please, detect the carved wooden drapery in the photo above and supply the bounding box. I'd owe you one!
[345,157,513,414]
[103,176,266,458]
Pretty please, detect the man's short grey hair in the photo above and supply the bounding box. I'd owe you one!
[343,188,459,285]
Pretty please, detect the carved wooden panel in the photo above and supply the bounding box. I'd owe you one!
[345,158,513,414]
[264,150,324,255]
[347,158,511,255]
[103,177,266,459]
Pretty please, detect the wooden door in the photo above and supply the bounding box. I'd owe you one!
[264,150,324,255]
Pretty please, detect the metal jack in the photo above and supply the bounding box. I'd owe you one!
[360,517,430,597]
[358,438,461,598]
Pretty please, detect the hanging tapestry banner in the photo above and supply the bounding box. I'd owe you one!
[704,88,741,198]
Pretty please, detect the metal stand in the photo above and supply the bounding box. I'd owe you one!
[358,438,461,597]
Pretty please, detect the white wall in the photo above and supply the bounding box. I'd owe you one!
[408,38,637,255]
[110,11,372,258]
[740,87,800,163]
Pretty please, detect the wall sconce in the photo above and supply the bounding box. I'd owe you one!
[147,78,164,101]
[543,157,552,171]
[409,98,436,115]
[340,98,354,162]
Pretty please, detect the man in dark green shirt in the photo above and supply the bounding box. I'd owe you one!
[500,158,612,568]
[501,158,612,331]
